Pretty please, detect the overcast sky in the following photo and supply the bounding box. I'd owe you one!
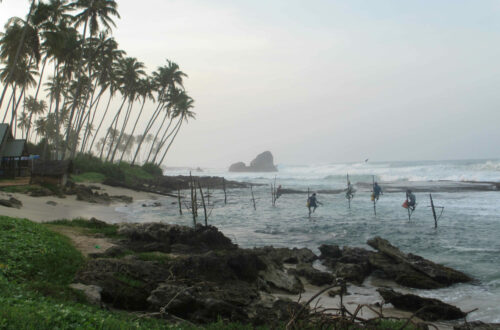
[2,0,500,167]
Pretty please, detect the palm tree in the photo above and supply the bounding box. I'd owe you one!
[108,56,145,162]
[119,76,153,162]
[131,60,187,165]
[157,92,195,165]
[24,95,47,139]
[81,34,124,153]
[0,17,41,122]
[0,0,37,111]
[63,0,120,159]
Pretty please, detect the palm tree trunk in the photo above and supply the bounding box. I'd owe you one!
[88,91,112,154]
[99,96,127,159]
[157,117,184,165]
[150,116,176,164]
[110,100,134,162]
[25,55,48,140]
[130,102,165,165]
[119,96,146,162]
[62,18,88,159]
[145,109,169,163]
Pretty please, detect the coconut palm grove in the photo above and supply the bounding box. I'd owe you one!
[0,0,195,166]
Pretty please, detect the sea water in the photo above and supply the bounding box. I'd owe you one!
[117,159,500,322]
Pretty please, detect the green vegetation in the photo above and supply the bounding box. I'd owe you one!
[72,154,163,186]
[0,184,36,193]
[71,171,106,183]
[135,251,172,264]
[43,218,120,238]
[0,0,195,167]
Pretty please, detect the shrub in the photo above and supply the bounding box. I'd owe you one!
[141,162,163,177]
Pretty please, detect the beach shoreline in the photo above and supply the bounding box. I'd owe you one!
[0,183,170,223]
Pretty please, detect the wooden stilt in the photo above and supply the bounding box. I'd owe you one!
[250,185,256,210]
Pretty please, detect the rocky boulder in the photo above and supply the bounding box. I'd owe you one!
[377,288,466,321]
[320,246,373,284]
[118,223,237,253]
[253,246,317,265]
[229,151,278,172]
[368,237,472,289]
[288,264,335,286]
[0,197,22,208]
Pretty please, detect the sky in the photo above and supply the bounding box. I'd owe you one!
[1,0,500,167]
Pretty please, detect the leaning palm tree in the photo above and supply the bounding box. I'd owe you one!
[156,92,195,166]
[108,56,145,162]
[0,17,41,121]
[131,60,187,165]
[119,76,153,162]
[63,0,120,159]
[0,0,37,111]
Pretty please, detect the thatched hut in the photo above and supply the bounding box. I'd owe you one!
[0,123,28,178]
[31,160,73,186]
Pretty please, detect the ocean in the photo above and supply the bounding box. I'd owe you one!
[117,159,500,322]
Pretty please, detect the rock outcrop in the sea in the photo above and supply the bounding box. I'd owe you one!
[377,288,466,321]
[229,151,278,172]
[367,236,473,289]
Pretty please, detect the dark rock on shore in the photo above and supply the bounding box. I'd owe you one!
[76,222,314,324]
[65,183,133,204]
[0,197,22,208]
[288,264,335,286]
[377,288,466,321]
[229,151,278,172]
[319,245,373,284]
[368,237,472,289]
[118,223,237,253]
[253,246,317,264]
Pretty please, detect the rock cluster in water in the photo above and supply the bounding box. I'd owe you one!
[229,151,278,172]
[72,223,472,325]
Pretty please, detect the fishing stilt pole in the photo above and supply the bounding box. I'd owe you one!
[406,191,411,221]
[372,176,377,216]
[222,178,227,205]
[346,173,351,209]
[250,184,256,210]
[177,189,182,215]
[198,182,208,226]
[430,193,437,228]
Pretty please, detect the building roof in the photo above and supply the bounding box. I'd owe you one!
[2,140,27,157]
[32,160,73,176]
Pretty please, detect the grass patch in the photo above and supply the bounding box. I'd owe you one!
[0,184,38,194]
[71,172,106,183]
[113,273,146,289]
[135,251,172,264]
[0,216,84,285]
[43,218,120,238]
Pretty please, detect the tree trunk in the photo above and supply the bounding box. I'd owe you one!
[88,91,113,154]
[119,96,146,162]
[157,116,183,165]
[130,101,165,165]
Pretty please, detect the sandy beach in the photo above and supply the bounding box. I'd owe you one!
[0,183,167,223]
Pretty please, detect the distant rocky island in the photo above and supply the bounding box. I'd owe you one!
[229,151,278,172]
